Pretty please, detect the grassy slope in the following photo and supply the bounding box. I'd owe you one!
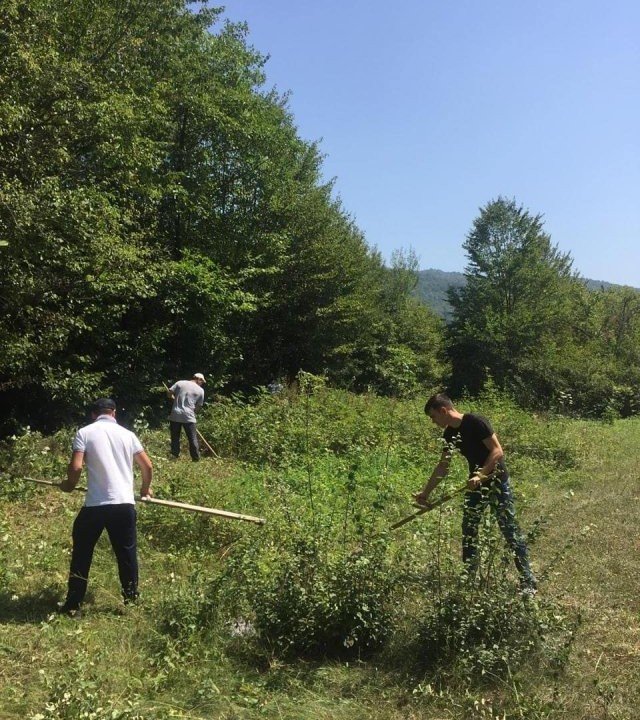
[531,419,640,719]
[0,407,638,719]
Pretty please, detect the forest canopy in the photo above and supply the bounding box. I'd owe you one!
[0,0,446,432]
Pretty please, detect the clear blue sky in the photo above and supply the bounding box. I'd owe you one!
[218,1,639,286]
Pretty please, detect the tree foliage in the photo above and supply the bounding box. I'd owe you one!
[448,198,639,416]
[0,0,446,432]
[2,3,634,431]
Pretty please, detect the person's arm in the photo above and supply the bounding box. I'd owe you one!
[134,451,153,498]
[468,433,504,489]
[61,451,84,492]
[166,382,176,400]
[413,449,451,505]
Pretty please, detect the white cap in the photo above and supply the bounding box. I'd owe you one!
[193,372,206,383]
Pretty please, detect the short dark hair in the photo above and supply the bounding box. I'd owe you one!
[90,397,116,414]
[424,393,453,414]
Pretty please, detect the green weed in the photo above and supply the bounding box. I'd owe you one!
[239,534,397,658]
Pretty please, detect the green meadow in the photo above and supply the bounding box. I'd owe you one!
[1,384,638,719]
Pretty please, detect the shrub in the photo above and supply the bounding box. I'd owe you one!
[419,584,537,676]
[242,535,397,658]
[417,578,576,680]
[30,685,148,720]
[198,377,430,469]
[155,570,223,645]
[0,428,73,502]
[31,649,149,720]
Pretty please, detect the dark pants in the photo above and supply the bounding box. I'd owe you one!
[462,476,536,588]
[170,421,200,461]
[64,504,138,609]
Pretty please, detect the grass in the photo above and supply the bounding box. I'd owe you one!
[529,419,640,719]
[0,387,638,719]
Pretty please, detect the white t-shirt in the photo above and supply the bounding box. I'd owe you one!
[72,415,144,506]
[169,380,204,423]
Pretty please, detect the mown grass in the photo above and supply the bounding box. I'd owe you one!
[0,383,638,719]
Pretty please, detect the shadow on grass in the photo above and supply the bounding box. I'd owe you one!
[0,587,62,624]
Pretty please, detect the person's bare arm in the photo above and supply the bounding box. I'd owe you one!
[468,433,504,489]
[61,451,84,492]
[134,451,153,498]
[413,449,451,505]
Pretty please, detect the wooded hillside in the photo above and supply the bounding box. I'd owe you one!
[415,269,637,321]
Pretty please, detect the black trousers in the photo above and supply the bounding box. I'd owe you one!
[65,504,138,609]
[170,420,200,460]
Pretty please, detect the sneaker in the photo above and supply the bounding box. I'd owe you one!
[57,603,82,619]
[520,584,538,599]
[123,591,140,606]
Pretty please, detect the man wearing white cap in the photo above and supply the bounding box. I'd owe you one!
[167,373,206,461]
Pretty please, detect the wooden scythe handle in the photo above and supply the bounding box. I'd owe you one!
[21,477,265,525]
[390,485,467,530]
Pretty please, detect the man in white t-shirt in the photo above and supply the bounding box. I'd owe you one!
[167,372,206,461]
[58,398,153,616]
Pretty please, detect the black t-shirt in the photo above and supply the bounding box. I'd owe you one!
[443,413,507,478]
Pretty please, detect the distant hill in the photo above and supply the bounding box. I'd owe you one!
[414,269,466,321]
[416,268,638,321]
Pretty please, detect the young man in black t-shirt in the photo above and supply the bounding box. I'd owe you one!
[414,393,537,594]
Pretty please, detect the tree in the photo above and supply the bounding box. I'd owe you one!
[0,0,447,433]
[448,198,582,404]
[568,286,640,416]
[0,1,252,430]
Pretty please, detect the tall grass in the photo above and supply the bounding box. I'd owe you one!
[1,380,636,718]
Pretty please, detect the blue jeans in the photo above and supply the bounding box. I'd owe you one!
[462,475,536,587]
[65,504,138,609]
[170,421,200,461]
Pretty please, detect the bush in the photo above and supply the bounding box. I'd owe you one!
[155,570,223,645]
[0,427,73,501]
[417,578,576,680]
[419,584,537,676]
[31,649,149,720]
[242,535,397,658]
[198,376,430,469]
[30,685,148,720]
